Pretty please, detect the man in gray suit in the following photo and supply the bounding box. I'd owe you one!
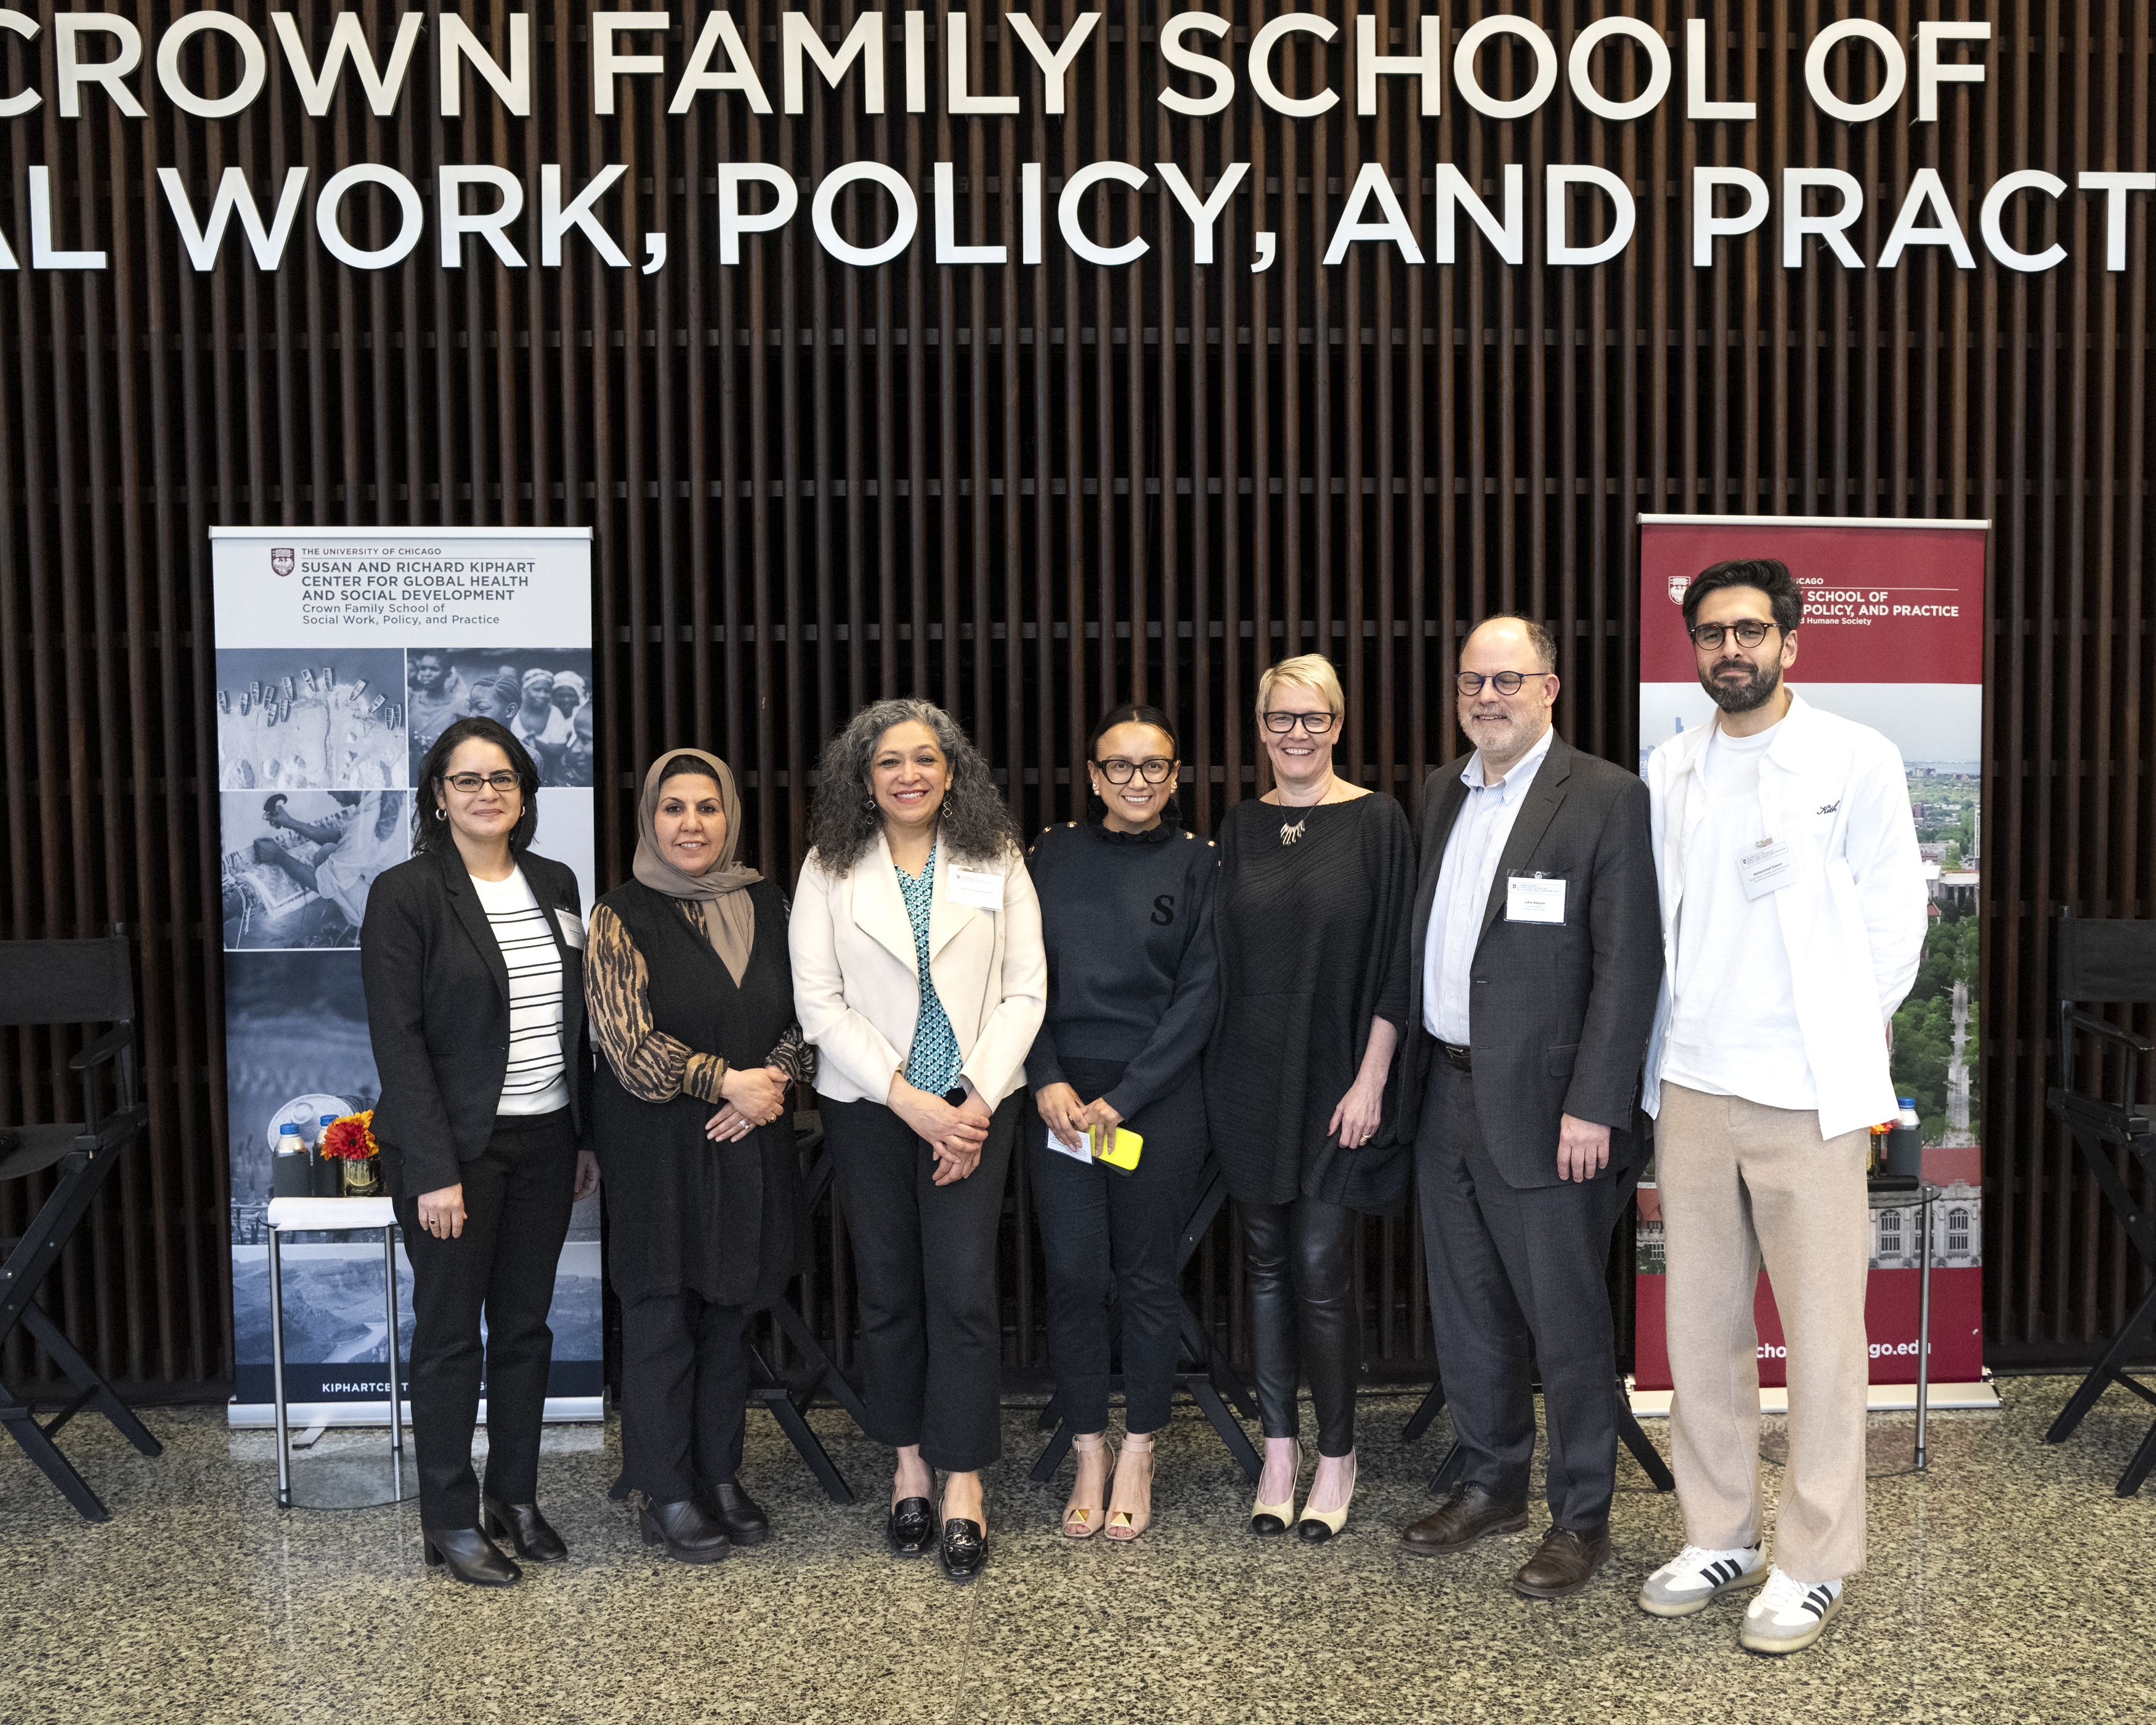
[1395,615,1663,1599]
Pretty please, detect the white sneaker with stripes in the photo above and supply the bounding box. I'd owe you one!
[1637,1543,1769,1617]
[1738,1567,1845,1655]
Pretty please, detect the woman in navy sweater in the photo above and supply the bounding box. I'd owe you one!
[1027,704,1219,1541]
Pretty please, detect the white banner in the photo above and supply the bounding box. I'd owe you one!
[211,527,601,1424]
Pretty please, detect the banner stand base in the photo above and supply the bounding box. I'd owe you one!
[1629,1381,2001,1418]
[227,1395,604,1429]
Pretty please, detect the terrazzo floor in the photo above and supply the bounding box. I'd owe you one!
[2,1377,2150,1724]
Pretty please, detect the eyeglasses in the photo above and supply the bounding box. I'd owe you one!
[444,771,521,794]
[1261,710,1340,736]
[1456,671,1554,697]
[1688,619,1777,650]
[1094,757,1177,785]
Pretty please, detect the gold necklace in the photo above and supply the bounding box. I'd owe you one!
[1278,775,1334,845]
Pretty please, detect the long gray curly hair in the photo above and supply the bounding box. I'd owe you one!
[807,698,1020,876]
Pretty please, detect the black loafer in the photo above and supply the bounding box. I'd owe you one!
[480,1494,568,1563]
[422,1525,521,1588]
[886,1496,935,1559]
[707,1479,770,1548]
[639,1497,731,1564]
[938,1517,987,1585]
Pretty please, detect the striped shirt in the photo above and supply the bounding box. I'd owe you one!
[470,866,569,1115]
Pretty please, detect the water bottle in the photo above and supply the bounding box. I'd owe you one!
[272,1121,310,1197]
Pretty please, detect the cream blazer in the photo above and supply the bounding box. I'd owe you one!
[789,830,1047,1108]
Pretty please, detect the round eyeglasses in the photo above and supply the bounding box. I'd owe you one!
[1456,672,1554,697]
[1093,758,1177,785]
[1261,710,1340,735]
[1688,619,1777,650]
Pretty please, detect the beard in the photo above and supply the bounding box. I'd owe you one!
[1701,656,1782,714]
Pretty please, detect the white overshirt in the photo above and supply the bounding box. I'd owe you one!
[1643,692,1928,1140]
[1658,721,1816,1109]
[1422,724,1555,1045]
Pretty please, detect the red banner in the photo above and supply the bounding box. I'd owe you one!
[1633,515,1987,1396]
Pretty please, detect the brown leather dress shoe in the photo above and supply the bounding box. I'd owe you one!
[1398,1484,1530,1556]
[1511,1525,1612,1599]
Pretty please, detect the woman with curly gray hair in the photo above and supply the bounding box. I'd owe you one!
[789,699,1045,1584]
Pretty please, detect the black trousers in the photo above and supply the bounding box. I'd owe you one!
[618,1289,753,1503]
[1029,1059,1206,1435]
[394,1109,577,1528]
[1417,1056,1634,1533]
[1241,1193,1362,1458]
[825,1090,1020,1473]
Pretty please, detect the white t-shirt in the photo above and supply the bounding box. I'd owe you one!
[1660,721,1817,1110]
[469,866,569,1116]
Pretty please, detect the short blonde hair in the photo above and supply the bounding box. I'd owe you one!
[1256,654,1344,722]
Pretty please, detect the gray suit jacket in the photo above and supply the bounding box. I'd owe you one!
[1401,734,1663,1189]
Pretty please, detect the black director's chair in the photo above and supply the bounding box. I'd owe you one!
[0,935,164,1520]
[2043,910,2156,1495]
[1030,1164,1264,1487]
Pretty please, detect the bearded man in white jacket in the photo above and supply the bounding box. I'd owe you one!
[1635,558,1926,1656]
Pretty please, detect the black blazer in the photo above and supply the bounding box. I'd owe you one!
[360,845,593,1198]
[1400,734,1663,1189]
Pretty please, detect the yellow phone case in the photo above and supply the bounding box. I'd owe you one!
[1090,1126,1143,1175]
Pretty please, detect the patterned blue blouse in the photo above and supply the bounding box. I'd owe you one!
[895,843,963,1095]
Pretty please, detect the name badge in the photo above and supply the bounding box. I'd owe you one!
[1506,875,1566,925]
[554,908,588,949]
[947,866,1003,910]
[1737,838,1797,901]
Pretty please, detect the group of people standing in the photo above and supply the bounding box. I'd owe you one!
[357,556,1924,1660]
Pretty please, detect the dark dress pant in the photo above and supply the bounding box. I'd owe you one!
[394,1109,577,1528]
[825,1090,1021,1474]
[1240,1193,1362,1457]
[619,1289,753,1502]
[1416,1055,1633,1533]
[1029,1058,1206,1435]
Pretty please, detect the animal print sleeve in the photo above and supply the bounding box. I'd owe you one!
[585,903,728,1105]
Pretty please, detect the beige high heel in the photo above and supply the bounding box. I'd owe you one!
[1104,1432,1155,1540]
[1251,1440,1301,1536]
[1063,1432,1114,1538]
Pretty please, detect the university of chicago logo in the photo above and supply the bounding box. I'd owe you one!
[271,547,295,577]
[1668,574,1690,607]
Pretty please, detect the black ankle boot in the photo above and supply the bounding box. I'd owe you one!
[706,1480,770,1547]
[422,1525,521,1587]
[639,1497,731,1564]
[481,1494,568,1562]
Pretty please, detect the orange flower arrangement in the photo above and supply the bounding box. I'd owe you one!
[319,1110,379,1162]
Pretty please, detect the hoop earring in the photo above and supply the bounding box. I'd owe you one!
[434,807,448,822]
[862,795,877,813]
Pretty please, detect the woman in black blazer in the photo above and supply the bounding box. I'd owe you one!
[361,715,600,1588]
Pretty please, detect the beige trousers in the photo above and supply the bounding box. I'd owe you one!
[1656,1083,1873,1583]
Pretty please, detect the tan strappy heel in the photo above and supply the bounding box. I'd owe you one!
[1104,1431,1155,1540]
[1062,1432,1114,1538]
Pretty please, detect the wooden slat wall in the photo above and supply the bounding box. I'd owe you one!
[0,2,2149,1397]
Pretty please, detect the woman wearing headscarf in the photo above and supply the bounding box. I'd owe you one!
[586,750,813,1562]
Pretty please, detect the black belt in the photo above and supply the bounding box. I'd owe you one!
[1435,1041,1473,1074]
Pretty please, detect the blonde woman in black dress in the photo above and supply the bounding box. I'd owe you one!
[1204,655,1414,1542]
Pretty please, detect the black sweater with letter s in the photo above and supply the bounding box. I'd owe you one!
[1023,819,1220,1120]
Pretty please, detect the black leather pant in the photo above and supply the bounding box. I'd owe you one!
[1241,1194,1361,1458]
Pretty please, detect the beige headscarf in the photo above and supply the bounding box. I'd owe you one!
[632,749,762,983]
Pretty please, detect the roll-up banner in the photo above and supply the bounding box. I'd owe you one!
[1630,515,1997,1413]
[213,527,601,1427]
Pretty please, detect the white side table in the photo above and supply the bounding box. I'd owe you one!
[265,1196,410,1508]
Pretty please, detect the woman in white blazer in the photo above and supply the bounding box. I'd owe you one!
[790,698,1044,1585]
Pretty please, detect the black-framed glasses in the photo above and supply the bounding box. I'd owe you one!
[1688,619,1777,650]
[1456,671,1554,697]
[1261,710,1340,735]
[444,770,521,794]
[1094,757,1177,785]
